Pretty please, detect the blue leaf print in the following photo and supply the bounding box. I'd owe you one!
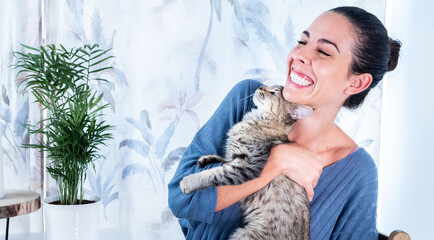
[103,184,115,201]
[284,16,295,49]
[1,85,9,105]
[214,0,222,22]
[122,163,152,179]
[119,139,150,158]
[103,191,118,209]
[154,122,175,159]
[87,168,99,196]
[140,110,152,130]
[0,123,6,136]
[125,117,142,131]
[242,1,285,70]
[102,188,118,220]
[13,99,28,137]
[125,116,153,146]
[113,66,129,87]
[91,9,107,48]
[122,163,158,192]
[161,147,186,172]
[86,164,119,220]
[231,0,249,42]
[243,0,269,23]
[104,190,118,205]
[103,163,118,196]
[251,20,285,69]
[96,168,103,196]
[194,0,215,93]
[3,108,11,123]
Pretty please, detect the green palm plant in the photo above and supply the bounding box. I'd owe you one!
[13,43,114,205]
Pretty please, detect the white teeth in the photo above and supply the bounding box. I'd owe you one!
[290,72,313,87]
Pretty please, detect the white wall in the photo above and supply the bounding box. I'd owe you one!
[379,0,434,238]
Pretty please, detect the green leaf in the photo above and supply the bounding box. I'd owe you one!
[12,43,115,205]
[89,66,113,73]
[19,43,40,52]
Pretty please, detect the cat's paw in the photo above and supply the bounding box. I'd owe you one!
[198,155,224,168]
[179,175,197,194]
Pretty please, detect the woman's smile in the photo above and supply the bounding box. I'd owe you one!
[288,68,314,88]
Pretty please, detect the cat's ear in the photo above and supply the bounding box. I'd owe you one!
[289,104,313,119]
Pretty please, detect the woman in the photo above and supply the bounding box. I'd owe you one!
[168,6,401,240]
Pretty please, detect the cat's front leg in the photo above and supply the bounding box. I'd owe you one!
[180,172,204,194]
[180,159,256,194]
[197,155,225,168]
[180,168,225,194]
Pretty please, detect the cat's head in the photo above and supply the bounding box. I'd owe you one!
[253,85,313,122]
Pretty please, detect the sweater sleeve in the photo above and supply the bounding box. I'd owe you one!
[168,80,264,225]
[331,155,379,240]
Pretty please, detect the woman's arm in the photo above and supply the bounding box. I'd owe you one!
[267,143,323,202]
[168,79,264,223]
[215,162,278,212]
[215,142,323,211]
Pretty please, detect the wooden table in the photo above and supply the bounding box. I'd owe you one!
[0,190,41,240]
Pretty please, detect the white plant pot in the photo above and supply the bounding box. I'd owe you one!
[42,195,101,240]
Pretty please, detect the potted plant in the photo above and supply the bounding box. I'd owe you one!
[12,43,114,240]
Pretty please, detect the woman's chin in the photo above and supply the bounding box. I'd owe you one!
[283,85,302,103]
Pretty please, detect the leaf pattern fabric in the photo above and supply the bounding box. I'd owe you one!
[0,0,385,238]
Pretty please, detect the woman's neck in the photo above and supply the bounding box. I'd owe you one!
[288,106,357,166]
[288,107,340,152]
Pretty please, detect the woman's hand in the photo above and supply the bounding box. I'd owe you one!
[263,143,323,202]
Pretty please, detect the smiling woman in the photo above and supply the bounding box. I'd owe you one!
[169,6,401,240]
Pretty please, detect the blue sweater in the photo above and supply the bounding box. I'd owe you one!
[168,80,378,240]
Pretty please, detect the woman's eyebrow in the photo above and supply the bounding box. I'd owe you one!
[318,38,340,53]
[302,30,340,53]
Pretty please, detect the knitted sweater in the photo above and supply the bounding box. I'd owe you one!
[168,80,378,240]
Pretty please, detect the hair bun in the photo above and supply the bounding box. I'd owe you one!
[388,39,401,71]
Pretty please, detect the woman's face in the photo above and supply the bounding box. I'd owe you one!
[283,11,356,110]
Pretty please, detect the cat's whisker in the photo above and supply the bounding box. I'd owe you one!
[238,93,255,104]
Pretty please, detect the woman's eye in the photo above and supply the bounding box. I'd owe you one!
[297,40,307,45]
[317,49,331,57]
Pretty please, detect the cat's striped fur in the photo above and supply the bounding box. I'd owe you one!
[180,85,312,240]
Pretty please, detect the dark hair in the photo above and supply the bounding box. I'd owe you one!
[329,6,401,109]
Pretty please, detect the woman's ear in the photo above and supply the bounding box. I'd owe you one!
[345,73,373,95]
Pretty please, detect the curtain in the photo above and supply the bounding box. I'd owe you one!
[378,0,434,238]
[0,0,386,239]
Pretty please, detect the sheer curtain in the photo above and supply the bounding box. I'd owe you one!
[1,0,386,239]
[379,0,434,238]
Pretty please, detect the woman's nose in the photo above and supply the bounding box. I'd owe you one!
[292,47,312,65]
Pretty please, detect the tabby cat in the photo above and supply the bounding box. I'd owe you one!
[180,85,312,240]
